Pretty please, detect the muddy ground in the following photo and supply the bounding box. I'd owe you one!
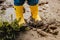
[0,0,60,40]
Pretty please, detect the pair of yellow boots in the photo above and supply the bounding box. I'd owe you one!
[14,5,42,27]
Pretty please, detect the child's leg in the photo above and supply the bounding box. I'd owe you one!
[28,0,42,21]
[14,0,25,6]
[14,0,25,26]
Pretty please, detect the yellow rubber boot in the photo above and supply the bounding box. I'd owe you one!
[14,6,25,26]
[30,5,42,21]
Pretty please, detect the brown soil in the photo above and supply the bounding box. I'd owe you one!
[0,0,60,40]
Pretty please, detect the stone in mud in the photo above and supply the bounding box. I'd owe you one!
[47,19,56,25]
[55,22,60,26]
[37,29,48,37]
[32,28,37,31]
[52,30,59,35]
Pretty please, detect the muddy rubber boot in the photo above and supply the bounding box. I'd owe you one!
[14,6,26,27]
[30,5,42,21]
[29,5,43,27]
[14,6,30,31]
